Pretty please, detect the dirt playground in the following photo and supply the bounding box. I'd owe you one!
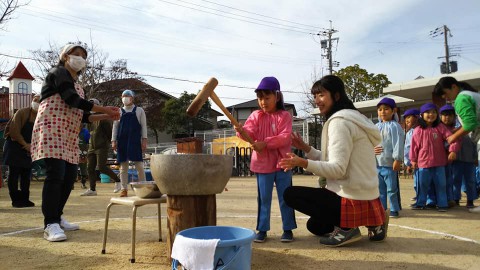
[0,175,479,270]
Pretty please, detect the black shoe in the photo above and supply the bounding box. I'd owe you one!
[389,211,399,218]
[12,201,26,208]
[411,204,425,210]
[466,200,475,208]
[425,204,436,210]
[254,231,267,243]
[368,225,386,242]
[448,200,457,208]
[23,200,35,207]
[281,230,294,242]
[13,199,35,207]
[368,208,389,242]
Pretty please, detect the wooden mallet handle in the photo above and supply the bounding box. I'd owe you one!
[209,91,255,145]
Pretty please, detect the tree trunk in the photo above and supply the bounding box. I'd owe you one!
[166,194,216,263]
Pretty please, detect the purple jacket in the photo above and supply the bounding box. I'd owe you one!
[409,124,460,168]
[237,110,292,173]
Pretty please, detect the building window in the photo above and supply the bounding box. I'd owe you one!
[18,82,28,94]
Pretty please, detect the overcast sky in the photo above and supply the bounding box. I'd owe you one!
[1,0,479,118]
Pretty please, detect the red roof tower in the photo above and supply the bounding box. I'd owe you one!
[7,61,34,81]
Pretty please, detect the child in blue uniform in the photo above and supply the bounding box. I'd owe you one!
[403,108,420,202]
[375,97,404,218]
[439,104,477,208]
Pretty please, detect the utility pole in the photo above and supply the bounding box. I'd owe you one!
[443,25,450,73]
[430,25,456,74]
[317,21,339,74]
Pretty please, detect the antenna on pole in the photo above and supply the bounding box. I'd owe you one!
[430,25,457,74]
[316,20,339,75]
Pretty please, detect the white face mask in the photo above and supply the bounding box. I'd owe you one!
[31,101,39,111]
[122,97,133,106]
[68,55,87,72]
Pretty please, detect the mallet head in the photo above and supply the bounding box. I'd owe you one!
[186,77,218,117]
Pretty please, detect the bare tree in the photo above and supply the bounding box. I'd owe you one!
[301,65,323,114]
[0,0,30,31]
[29,40,142,98]
[0,0,30,77]
[30,40,61,79]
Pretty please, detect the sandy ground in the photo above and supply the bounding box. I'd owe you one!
[0,175,479,270]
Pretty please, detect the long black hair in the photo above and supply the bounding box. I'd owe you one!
[311,75,357,119]
[433,76,477,96]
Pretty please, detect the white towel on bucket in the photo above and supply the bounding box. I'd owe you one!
[171,234,220,270]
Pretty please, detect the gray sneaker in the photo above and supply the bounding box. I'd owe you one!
[80,189,97,196]
[319,227,362,247]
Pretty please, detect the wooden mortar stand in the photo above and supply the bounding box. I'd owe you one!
[166,195,217,262]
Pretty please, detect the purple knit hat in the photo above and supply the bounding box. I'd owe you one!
[403,108,420,117]
[377,97,396,109]
[420,103,437,114]
[439,104,455,114]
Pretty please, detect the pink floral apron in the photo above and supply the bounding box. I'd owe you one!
[31,83,84,164]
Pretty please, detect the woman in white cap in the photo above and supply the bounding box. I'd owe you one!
[111,89,148,197]
[31,43,120,242]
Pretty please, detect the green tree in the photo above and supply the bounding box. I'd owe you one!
[335,64,391,102]
[162,91,213,137]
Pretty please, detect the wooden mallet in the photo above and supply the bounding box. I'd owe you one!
[186,77,255,145]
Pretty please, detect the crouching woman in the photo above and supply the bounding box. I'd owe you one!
[279,75,387,247]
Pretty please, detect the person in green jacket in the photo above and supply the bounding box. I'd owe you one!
[433,76,480,213]
[434,76,480,145]
[81,98,120,196]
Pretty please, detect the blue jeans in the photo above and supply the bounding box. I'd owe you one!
[377,166,400,212]
[42,158,77,227]
[444,164,454,201]
[417,167,447,208]
[452,161,477,201]
[256,170,297,232]
[476,165,480,190]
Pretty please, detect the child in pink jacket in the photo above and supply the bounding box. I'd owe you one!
[236,76,296,243]
[410,103,459,211]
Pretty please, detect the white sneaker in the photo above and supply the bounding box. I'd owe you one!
[113,182,122,193]
[470,206,480,213]
[80,189,97,196]
[60,216,80,231]
[44,223,67,242]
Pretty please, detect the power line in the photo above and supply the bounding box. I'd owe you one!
[199,0,322,30]
[156,0,315,35]
[178,0,319,32]
[110,1,320,55]
[0,52,37,61]
[20,7,320,66]
[0,51,306,96]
